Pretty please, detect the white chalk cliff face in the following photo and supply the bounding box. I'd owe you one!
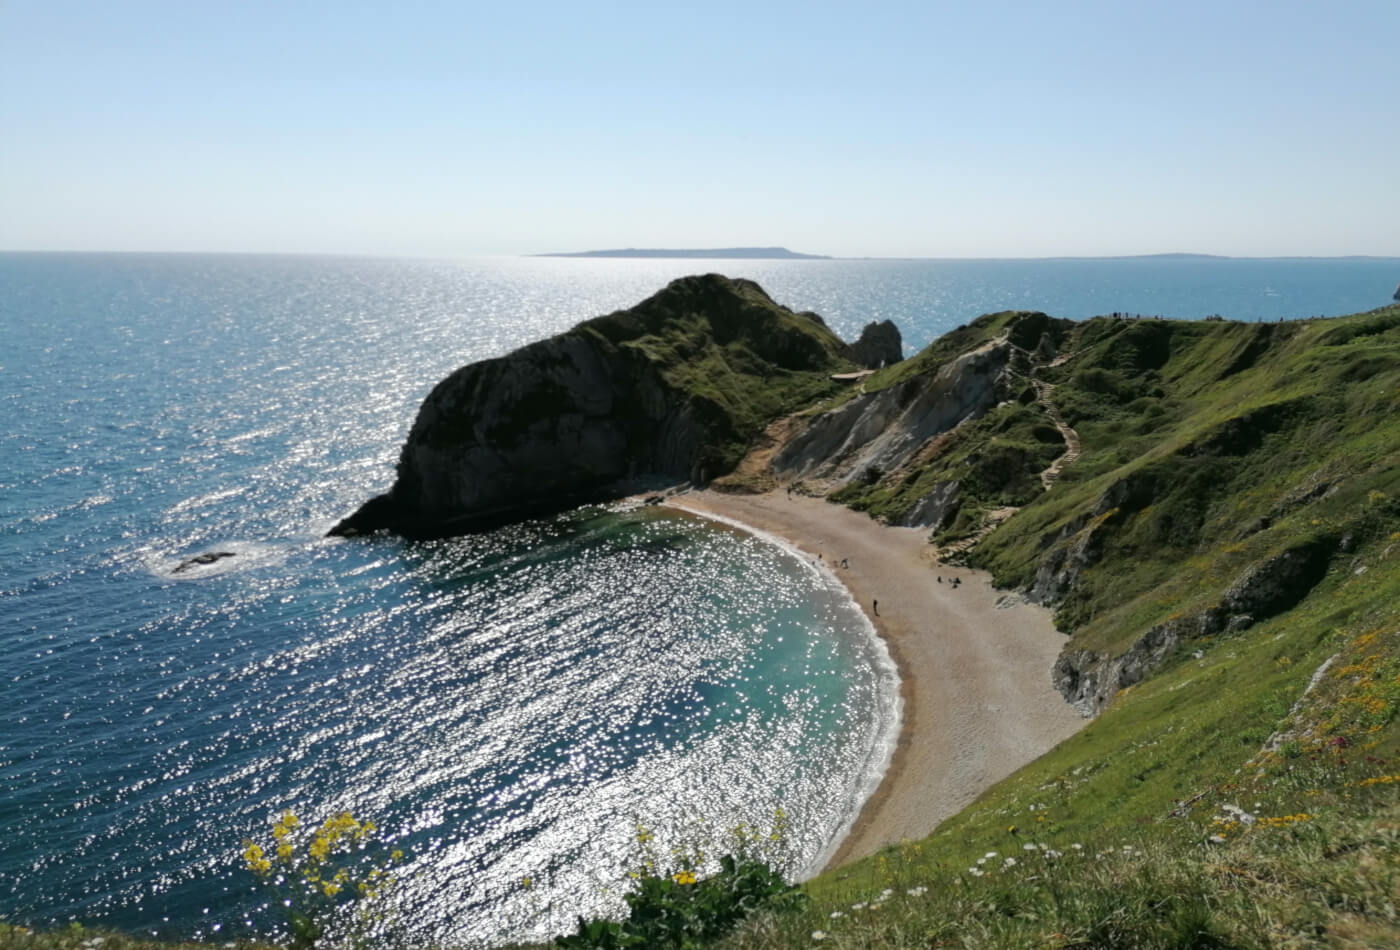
[774,342,1016,491]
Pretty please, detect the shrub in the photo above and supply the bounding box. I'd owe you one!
[555,855,805,949]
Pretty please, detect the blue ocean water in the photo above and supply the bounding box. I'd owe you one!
[1,252,1396,945]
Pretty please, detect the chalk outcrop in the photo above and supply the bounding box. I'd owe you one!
[773,341,1015,491]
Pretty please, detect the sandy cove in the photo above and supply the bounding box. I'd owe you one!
[664,489,1085,870]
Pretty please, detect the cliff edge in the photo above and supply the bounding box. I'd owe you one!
[330,275,872,538]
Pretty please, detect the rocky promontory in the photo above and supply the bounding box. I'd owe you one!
[330,275,875,538]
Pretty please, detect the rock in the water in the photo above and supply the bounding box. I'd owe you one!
[172,551,236,574]
[848,320,903,369]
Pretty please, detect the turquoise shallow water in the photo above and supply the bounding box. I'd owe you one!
[1,252,1396,944]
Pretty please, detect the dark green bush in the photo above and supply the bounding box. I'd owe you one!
[556,855,806,949]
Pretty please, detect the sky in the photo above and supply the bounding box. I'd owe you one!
[2,0,1397,259]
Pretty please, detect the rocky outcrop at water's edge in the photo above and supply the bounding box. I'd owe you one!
[329,274,860,539]
[849,320,904,369]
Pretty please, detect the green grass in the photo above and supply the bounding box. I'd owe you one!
[714,557,1400,948]
[12,306,1400,949]
[575,275,857,472]
[973,306,1400,653]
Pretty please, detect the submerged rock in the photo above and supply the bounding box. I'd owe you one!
[172,551,235,573]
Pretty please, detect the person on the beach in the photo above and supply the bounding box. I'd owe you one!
[841,558,848,568]
[873,598,879,616]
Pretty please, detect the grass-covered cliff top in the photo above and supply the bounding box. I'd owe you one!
[729,303,1400,947]
[575,274,857,471]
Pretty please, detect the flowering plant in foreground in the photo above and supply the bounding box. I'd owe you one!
[241,810,404,948]
[556,854,805,949]
[558,811,805,948]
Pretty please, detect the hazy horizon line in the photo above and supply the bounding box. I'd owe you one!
[3,247,1398,263]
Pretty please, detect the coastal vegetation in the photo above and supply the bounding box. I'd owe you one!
[710,302,1400,946]
[10,294,1399,947]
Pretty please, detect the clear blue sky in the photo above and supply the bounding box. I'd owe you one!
[2,0,1397,258]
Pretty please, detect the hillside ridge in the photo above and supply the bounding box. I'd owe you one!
[328,274,897,539]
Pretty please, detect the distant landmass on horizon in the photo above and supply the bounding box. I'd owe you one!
[535,246,832,260]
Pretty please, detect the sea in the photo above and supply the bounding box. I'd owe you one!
[2,252,1397,945]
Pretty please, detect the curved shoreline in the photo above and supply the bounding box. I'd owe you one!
[661,503,903,877]
[665,490,1086,869]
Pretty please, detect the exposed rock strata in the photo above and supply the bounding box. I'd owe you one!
[1051,539,1336,714]
[773,341,1015,494]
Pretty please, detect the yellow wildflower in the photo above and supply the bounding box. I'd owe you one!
[1355,773,1400,787]
[309,836,330,863]
[242,841,272,876]
[672,870,698,885]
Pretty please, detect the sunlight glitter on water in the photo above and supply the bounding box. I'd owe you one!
[8,251,1384,944]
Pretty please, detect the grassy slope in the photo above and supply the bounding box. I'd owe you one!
[719,306,1400,947]
[575,275,857,473]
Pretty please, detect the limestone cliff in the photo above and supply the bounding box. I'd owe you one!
[330,275,859,538]
[773,340,1015,495]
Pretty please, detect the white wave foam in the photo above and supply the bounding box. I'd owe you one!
[146,540,287,580]
[664,507,903,878]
